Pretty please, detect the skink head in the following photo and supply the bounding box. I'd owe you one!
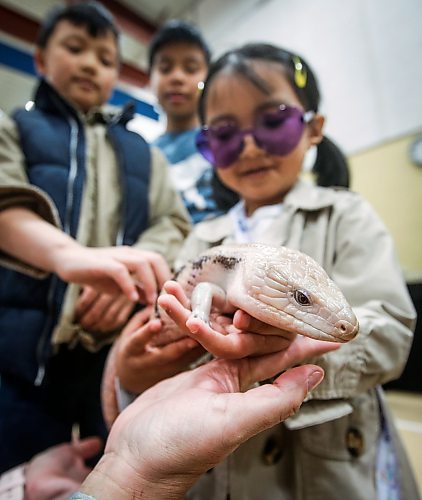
[235,244,359,342]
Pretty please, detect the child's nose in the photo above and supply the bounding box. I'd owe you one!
[169,67,186,82]
[80,51,99,71]
[239,134,264,158]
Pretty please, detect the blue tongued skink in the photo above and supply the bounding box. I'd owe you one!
[151,243,359,346]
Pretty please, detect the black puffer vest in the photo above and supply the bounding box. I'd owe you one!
[0,80,151,385]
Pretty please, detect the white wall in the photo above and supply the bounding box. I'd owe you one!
[187,0,422,154]
[2,0,421,152]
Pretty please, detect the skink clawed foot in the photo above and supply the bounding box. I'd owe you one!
[191,282,228,325]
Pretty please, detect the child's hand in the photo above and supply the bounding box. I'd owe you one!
[74,286,135,334]
[55,246,171,304]
[0,208,171,303]
[158,281,340,360]
[25,437,102,499]
[115,307,205,395]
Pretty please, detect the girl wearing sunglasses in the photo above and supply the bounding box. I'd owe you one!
[109,43,417,499]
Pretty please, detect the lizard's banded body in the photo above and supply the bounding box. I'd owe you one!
[152,243,359,346]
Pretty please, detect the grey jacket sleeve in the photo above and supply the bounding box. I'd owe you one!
[132,147,192,268]
[307,194,415,399]
[286,193,416,429]
[0,113,61,277]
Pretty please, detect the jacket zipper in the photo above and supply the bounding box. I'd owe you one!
[34,117,79,385]
[106,119,126,245]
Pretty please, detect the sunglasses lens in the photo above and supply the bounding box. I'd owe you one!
[196,124,244,168]
[255,107,306,156]
[196,107,309,167]
[196,130,216,164]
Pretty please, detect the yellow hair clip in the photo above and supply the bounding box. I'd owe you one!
[292,56,307,88]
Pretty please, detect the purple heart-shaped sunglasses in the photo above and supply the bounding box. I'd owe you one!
[196,104,315,169]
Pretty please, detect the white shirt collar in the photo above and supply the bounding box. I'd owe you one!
[229,200,284,243]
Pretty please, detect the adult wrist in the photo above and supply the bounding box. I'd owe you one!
[0,463,27,499]
[79,453,189,500]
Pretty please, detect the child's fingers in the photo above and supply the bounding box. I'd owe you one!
[147,252,172,289]
[233,310,297,340]
[121,306,154,338]
[186,317,294,359]
[74,286,99,320]
[78,293,115,330]
[106,299,136,331]
[72,436,103,460]
[153,337,201,362]
[123,318,162,356]
[162,280,191,309]
[130,260,158,305]
[104,262,139,302]
[157,294,191,332]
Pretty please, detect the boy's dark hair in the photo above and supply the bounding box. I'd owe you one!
[37,1,120,49]
[148,19,211,70]
[201,42,350,192]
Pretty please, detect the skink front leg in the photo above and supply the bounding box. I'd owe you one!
[190,282,227,324]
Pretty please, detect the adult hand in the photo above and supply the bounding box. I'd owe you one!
[55,246,171,304]
[75,286,135,333]
[80,340,332,499]
[25,437,102,499]
[158,280,302,358]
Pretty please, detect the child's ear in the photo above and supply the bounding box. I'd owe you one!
[308,113,325,146]
[34,47,47,76]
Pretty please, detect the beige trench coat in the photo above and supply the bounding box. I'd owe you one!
[178,180,419,500]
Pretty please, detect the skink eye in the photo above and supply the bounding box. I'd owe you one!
[294,289,312,306]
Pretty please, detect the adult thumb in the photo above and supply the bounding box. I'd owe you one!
[225,365,324,446]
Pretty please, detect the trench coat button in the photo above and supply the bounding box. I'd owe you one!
[345,427,364,457]
[261,435,283,465]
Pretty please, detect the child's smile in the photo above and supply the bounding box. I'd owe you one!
[73,77,98,92]
[242,165,274,177]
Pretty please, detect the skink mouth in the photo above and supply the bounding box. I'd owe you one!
[292,317,359,343]
[309,330,349,343]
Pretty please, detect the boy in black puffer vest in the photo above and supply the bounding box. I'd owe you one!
[0,1,191,474]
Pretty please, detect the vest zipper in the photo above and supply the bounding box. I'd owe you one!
[34,275,58,386]
[106,122,125,245]
[64,117,79,233]
[34,117,79,385]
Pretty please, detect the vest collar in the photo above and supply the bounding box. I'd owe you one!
[32,79,135,125]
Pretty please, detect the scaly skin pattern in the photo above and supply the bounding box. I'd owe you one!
[151,243,359,346]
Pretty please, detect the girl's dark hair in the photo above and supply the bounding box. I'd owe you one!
[200,43,349,209]
[37,1,120,49]
[313,136,350,188]
[198,43,320,122]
